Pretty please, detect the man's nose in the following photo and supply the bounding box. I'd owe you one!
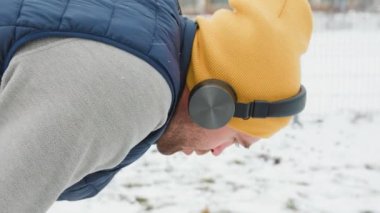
[238,134,261,149]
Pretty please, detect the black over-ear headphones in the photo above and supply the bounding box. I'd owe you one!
[188,79,307,129]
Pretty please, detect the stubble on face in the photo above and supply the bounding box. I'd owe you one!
[156,87,210,155]
[156,105,206,155]
[156,115,192,155]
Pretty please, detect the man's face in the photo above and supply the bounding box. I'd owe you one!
[156,100,260,156]
[180,126,260,156]
[156,121,260,156]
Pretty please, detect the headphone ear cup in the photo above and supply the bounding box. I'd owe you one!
[188,80,236,129]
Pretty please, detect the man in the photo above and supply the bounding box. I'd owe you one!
[0,0,312,212]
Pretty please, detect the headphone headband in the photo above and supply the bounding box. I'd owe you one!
[234,85,306,119]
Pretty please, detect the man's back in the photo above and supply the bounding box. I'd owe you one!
[0,37,172,213]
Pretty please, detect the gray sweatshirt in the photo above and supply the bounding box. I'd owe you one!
[0,38,172,213]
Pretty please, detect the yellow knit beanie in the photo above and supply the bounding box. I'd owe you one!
[186,0,313,138]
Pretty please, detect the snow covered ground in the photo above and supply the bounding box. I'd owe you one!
[48,13,380,213]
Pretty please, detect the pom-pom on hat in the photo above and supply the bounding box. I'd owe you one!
[186,0,313,138]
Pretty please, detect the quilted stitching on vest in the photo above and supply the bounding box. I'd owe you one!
[0,0,196,201]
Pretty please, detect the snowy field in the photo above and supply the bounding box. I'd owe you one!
[49,13,380,213]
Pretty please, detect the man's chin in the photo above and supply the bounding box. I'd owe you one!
[156,145,181,155]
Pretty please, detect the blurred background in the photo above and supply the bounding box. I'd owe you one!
[50,1,380,213]
[179,0,380,14]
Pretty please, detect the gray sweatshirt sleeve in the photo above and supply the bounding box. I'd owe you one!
[0,38,172,213]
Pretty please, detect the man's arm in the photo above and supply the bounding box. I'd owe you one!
[0,38,172,213]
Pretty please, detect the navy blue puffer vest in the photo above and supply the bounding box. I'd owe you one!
[0,0,196,200]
